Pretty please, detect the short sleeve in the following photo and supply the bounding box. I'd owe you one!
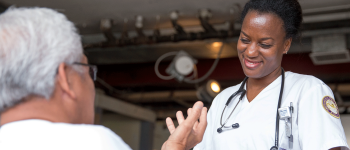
[298,83,349,150]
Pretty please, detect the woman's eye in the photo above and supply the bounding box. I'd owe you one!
[240,38,250,43]
[260,43,272,49]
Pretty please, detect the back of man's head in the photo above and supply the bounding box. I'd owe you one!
[0,7,83,113]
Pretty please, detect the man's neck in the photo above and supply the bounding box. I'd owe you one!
[0,97,71,126]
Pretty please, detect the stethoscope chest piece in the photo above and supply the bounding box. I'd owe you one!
[270,146,278,150]
[217,128,223,133]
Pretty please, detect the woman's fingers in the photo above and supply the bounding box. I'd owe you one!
[166,117,176,134]
[176,111,185,125]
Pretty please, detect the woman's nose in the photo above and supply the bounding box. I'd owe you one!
[245,43,259,58]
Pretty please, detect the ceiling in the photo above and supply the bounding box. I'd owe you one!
[1,0,350,34]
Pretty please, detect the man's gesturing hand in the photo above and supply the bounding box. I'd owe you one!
[161,101,208,150]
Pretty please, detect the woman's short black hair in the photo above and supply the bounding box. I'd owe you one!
[240,0,303,39]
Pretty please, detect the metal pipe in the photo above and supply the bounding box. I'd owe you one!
[303,12,350,23]
[199,9,216,33]
[303,4,350,14]
[171,20,186,34]
[100,19,116,43]
[199,17,217,33]
[169,11,186,34]
[84,30,237,48]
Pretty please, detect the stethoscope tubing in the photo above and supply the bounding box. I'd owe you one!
[220,90,246,128]
[274,68,285,148]
[219,68,285,149]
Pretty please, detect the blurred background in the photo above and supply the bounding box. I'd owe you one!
[1,0,350,149]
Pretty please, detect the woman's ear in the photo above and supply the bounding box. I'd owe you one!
[57,63,77,100]
[284,38,292,54]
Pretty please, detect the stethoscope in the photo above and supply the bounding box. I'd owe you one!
[217,68,285,150]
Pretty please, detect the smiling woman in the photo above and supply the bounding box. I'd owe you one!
[193,0,349,150]
[238,11,289,80]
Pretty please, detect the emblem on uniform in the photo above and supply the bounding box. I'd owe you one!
[322,96,340,119]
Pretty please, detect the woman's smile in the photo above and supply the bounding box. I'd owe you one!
[243,57,262,69]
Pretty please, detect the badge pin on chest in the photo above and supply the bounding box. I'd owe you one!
[278,102,294,149]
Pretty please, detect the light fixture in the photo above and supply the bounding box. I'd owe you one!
[197,80,221,103]
[210,81,221,93]
[154,42,225,83]
[199,9,212,19]
[309,34,350,65]
[100,19,112,31]
[135,15,143,28]
[165,51,197,81]
[206,80,221,97]
[212,42,223,48]
[170,11,179,21]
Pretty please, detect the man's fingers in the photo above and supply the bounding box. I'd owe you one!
[197,107,208,135]
[188,108,200,129]
[193,120,199,130]
[200,107,207,123]
[166,117,176,134]
[176,111,185,125]
[183,101,203,127]
[187,108,192,116]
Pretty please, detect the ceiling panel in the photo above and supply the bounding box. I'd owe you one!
[1,0,349,34]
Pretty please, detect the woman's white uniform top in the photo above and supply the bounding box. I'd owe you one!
[194,71,349,150]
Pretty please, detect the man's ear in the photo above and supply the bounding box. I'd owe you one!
[57,63,77,100]
[283,38,292,54]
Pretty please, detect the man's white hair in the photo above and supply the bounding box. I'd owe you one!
[0,7,83,112]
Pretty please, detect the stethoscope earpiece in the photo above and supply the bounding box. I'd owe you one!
[232,123,239,129]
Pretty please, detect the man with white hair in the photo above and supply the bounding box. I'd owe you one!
[0,7,207,150]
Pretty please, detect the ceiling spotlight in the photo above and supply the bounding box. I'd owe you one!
[205,41,224,54]
[170,11,179,20]
[210,81,221,93]
[100,19,112,31]
[135,15,144,28]
[199,9,212,19]
[212,42,223,48]
[197,80,221,103]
